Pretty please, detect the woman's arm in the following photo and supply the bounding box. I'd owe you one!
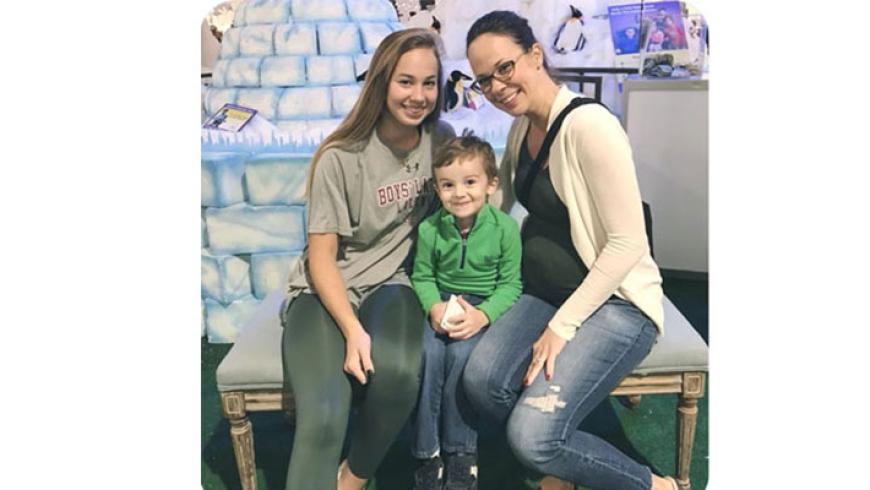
[548,106,649,340]
[525,106,649,384]
[308,232,374,385]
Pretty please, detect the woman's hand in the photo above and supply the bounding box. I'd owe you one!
[523,326,567,386]
[343,328,374,385]
[429,302,449,334]
[446,296,490,340]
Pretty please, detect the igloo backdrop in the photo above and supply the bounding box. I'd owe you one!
[200,0,703,342]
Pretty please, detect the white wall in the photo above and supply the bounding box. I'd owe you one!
[623,78,708,273]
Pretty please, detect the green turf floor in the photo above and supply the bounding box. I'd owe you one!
[202,276,708,489]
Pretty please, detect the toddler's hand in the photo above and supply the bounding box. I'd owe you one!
[429,302,448,334]
[447,296,489,340]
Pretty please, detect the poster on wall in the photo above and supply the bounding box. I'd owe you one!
[608,1,691,71]
[202,103,257,132]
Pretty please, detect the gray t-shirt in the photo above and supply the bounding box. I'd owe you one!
[286,120,455,306]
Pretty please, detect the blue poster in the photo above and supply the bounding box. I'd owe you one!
[608,2,687,55]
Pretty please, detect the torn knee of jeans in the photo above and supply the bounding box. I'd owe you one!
[522,385,566,413]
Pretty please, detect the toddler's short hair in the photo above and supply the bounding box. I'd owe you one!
[432,130,497,181]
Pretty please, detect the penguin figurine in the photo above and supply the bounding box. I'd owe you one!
[463,85,484,110]
[444,70,472,112]
[553,5,587,54]
[431,16,441,35]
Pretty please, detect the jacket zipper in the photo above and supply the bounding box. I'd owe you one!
[455,223,469,270]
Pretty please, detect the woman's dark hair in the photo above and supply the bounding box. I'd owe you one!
[466,11,549,70]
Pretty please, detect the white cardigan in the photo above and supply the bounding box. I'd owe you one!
[491,86,664,340]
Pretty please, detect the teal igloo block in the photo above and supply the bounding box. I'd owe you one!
[242,0,291,25]
[226,58,262,87]
[205,296,261,343]
[291,0,347,21]
[277,86,332,120]
[202,208,209,247]
[306,56,356,85]
[204,88,238,115]
[236,88,282,120]
[244,153,310,206]
[250,252,301,299]
[220,27,241,58]
[205,203,307,255]
[212,59,230,87]
[275,23,318,55]
[261,56,306,86]
[317,22,362,55]
[359,21,402,52]
[353,53,373,79]
[239,25,276,56]
[201,249,252,304]
[331,84,362,117]
[202,152,247,207]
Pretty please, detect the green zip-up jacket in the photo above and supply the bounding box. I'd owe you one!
[411,203,522,324]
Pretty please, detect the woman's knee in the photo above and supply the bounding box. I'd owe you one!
[461,348,490,407]
[506,410,561,468]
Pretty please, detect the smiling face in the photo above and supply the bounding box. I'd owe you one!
[382,47,439,129]
[434,156,498,230]
[467,33,541,118]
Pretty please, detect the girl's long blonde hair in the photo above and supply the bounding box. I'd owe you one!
[304,28,444,198]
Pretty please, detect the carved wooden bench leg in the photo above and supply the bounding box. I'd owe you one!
[221,392,257,490]
[675,373,705,490]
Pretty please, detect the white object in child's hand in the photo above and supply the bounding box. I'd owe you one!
[440,294,465,331]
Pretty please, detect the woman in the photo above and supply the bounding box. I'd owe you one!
[462,11,677,490]
[280,28,454,490]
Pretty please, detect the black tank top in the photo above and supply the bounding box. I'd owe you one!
[516,136,589,307]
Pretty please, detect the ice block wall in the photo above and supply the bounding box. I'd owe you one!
[204,0,402,142]
[201,0,402,343]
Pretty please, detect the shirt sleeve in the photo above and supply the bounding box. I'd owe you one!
[477,215,522,324]
[411,219,442,314]
[306,150,353,237]
[548,106,650,341]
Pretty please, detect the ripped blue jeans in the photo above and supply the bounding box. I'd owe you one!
[462,294,658,490]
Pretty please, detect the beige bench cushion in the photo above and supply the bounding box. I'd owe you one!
[216,290,708,392]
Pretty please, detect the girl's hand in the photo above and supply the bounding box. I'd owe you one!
[523,326,567,386]
[446,296,490,340]
[343,328,374,385]
[429,302,449,334]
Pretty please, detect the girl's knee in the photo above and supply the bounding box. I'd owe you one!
[375,360,420,397]
[295,400,348,447]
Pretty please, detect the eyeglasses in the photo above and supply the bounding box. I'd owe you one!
[471,52,528,93]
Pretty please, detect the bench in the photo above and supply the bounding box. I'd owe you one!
[216,288,708,489]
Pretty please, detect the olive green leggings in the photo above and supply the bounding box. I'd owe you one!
[281,284,423,489]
